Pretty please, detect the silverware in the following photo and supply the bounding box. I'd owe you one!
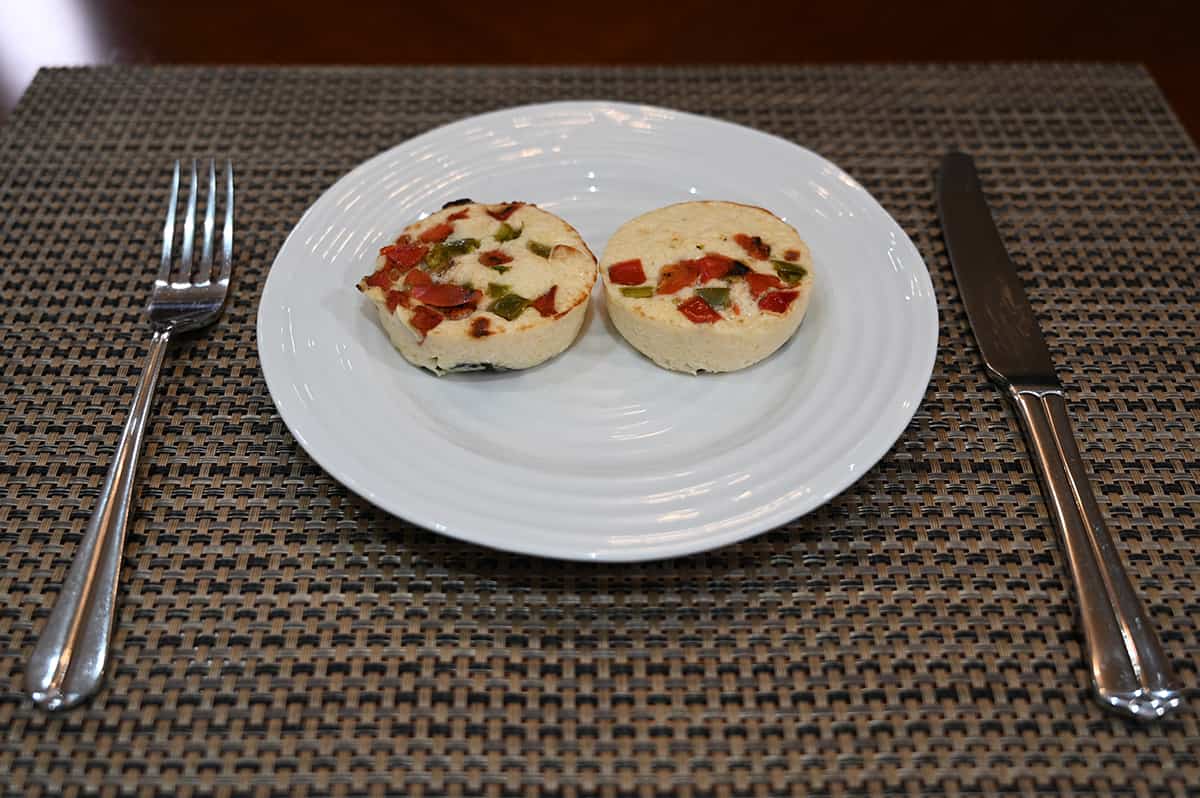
[936,152,1183,719]
[25,160,234,711]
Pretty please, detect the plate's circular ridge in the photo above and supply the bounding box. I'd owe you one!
[256,101,939,562]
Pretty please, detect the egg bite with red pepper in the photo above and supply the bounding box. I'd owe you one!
[600,201,813,373]
[357,200,597,374]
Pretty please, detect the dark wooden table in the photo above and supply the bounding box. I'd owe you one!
[2,0,1197,141]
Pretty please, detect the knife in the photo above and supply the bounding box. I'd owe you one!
[936,152,1183,719]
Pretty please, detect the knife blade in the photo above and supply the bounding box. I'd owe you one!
[935,152,1183,719]
[936,152,1058,388]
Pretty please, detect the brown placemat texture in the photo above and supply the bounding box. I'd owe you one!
[1,64,1198,797]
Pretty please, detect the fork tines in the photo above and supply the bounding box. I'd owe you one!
[158,160,234,287]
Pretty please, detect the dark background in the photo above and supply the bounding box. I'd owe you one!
[1,0,1197,139]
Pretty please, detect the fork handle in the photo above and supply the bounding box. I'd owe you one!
[1010,385,1183,718]
[25,328,172,710]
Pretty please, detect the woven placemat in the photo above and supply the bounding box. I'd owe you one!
[1,64,1197,797]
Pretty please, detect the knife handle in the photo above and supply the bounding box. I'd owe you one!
[1009,385,1183,718]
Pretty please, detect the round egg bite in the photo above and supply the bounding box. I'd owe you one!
[600,201,814,374]
[357,200,597,374]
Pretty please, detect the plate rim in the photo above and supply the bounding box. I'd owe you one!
[256,99,940,562]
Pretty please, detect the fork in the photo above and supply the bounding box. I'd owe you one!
[25,160,234,711]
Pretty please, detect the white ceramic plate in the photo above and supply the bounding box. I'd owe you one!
[257,101,938,562]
